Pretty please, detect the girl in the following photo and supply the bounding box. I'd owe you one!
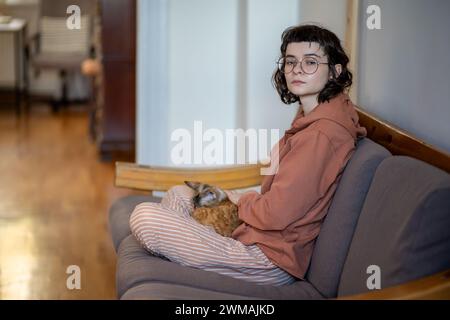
[130,24,367,286]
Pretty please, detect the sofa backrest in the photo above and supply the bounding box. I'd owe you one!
[305,138,391,298]
[337,156,450,297]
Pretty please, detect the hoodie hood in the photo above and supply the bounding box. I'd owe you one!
[285,93,367,141]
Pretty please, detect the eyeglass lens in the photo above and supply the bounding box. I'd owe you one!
[279,57,320,75]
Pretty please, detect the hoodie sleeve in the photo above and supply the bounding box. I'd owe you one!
[237,130,337,231]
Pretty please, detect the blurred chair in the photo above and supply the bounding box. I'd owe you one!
[27,0,97,112]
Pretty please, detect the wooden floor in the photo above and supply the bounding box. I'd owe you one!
[0,105,144,299]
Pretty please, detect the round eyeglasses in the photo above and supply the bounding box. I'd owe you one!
[277,56,329,75]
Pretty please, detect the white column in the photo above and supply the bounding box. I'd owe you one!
[136,0,169,165]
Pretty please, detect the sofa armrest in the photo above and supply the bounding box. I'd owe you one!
[338,269,450,300]
[355,106,450,173]
[115,161,264,192]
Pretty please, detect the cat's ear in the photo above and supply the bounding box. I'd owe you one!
[184,181,202,191]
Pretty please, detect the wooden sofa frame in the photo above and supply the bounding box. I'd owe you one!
[114,106,450,300]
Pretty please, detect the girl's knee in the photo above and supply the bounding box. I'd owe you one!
[162,185,195,215]
[129,202,167,255]
[129,202,164,235]
[169,185,195,198]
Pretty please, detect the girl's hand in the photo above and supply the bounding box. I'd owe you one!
[224,190,243,205]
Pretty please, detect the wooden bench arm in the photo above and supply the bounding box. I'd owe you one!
[115,162,264,191]
[339,269,450,300]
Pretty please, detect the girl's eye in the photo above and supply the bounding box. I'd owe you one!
[305,60,317,65]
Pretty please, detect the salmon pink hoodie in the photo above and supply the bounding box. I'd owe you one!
[232,93,367,279]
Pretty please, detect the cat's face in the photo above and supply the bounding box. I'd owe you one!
[184,181,228,207]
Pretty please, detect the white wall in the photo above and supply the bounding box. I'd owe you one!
[298,0,347,42]
[358,0,450,154]
[167,0,238,165]
[136,0,169,166]
[245,0,299,134]
[137,0,239,167]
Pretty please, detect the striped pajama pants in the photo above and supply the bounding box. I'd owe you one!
[129,185,295,286]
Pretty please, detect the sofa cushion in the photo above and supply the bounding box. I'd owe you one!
[109,194,161,251]
[116,235,324,300]
[121,283,262,300]
[338,156,450,297]
[306,138,391,298]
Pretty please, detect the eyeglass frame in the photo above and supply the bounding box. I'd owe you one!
[277,56,330,75]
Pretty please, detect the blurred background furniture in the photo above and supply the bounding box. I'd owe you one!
[3,0,137,162]
[27,0,97,112]
[0,17,28,115]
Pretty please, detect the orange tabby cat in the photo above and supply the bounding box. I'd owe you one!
[184,181,242,237]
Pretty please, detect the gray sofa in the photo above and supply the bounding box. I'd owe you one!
[109,138,450,299]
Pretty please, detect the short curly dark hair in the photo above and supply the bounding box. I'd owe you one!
[272,24,352,105]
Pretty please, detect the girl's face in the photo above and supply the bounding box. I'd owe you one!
[284,42,332,102]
